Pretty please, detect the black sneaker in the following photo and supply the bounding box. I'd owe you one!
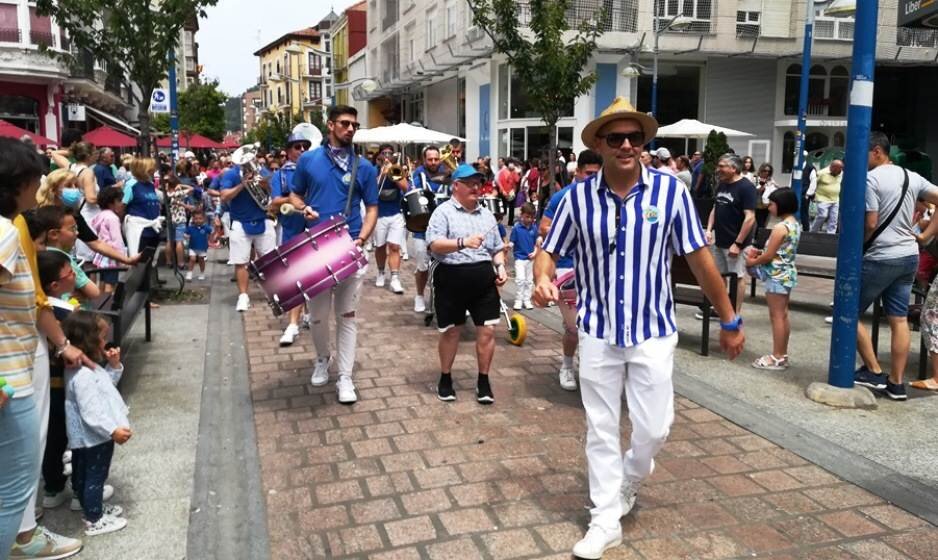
[854,366,887,390]
[885,380,908,401]
[437,375,456,402]
[476,376,494,405]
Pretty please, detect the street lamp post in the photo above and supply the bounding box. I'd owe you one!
[650,4,691,148]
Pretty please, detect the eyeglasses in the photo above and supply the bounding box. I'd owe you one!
[57,225,79,233]
[288,144,308,152]
[597,131,645,149]
[333,119,361,130]
[58,268,75,281]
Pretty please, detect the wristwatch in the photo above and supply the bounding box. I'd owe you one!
[732,241,744,249]
[720,315,743,332]
[54,339,71,358]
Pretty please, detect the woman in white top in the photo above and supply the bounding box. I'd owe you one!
[52,141,100,260]
[741,155,757,183]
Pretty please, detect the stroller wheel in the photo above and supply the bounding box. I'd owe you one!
[507,313,527,346]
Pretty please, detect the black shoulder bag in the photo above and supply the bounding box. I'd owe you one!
[864,168,909,254]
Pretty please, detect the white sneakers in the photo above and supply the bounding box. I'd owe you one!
[84,510,127,536]
[572,524,623,559]
[70,484,114,511]
[524,301,534,310]
[236,293,250,312]
[336,374,357,404]
[375,272,386,288]
[513,300,523,310]
[185,270,193,281]
[197,274,206,281]
[389,275,404,294]
[414,295,426,313]
[559,366,577,391]
[279,324,299,347]
[310,356,331,386]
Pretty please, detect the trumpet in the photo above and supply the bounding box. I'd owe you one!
[379,152,410,184]
[280,203,298,216]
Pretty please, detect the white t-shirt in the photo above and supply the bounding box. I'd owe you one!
[865,164,938,260]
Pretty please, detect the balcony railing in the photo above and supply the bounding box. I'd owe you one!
[897,26,938,48]
[70,48,96,80]
[516,0,638,33]
[654,0,713,33]
[0,28,21,43]
[105,72,123,97]
[30,29,54,48]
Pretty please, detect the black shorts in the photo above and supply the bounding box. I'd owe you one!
[433,261,501,331]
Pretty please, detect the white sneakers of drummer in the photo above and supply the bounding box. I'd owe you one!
[389,274,404,294]
[336,374,357,404]
[414,295,426,313]
[310,356,331,386]
[572,524,623,559]
[279,324,299,346]
[236,293,250,312]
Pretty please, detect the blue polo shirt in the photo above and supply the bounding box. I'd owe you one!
[510,221,538,261]
[377,176,404,218]
[185,223,213,251]
[219,167,266,224]
[411,166,449,241]
[94,163,117,189]
[290,146,378,238]
[544,183,575,269]
[271,163,305,242]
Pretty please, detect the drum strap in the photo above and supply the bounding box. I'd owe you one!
[343,149,361,218]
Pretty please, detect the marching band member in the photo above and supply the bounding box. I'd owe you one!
[288,105,378,405]
[534,98,744,559]
[270,131,312,346]
[219,153,278,313]
[426,164,507,404]
[410,145,448,313]
[538,149,603,391]
[373,144,409,294]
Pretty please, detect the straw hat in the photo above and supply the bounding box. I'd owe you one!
[580,97,658,148]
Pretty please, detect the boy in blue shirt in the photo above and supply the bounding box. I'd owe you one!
[509,203,540,310]
[184,209,213,281]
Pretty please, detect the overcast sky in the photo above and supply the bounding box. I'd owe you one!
[199,0,360,97]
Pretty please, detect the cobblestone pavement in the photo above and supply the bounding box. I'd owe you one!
[242,262,936,560]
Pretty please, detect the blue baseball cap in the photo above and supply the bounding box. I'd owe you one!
[451,163,484,182]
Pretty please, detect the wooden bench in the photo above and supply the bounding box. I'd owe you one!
[89,247,156,347]
[671,255,738,356]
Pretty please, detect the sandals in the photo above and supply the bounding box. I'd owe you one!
[752,354,789,371]
[910,378,938,391]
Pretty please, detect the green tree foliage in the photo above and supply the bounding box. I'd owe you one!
[178,81,227,140]
[701,130,730,196]
[467,0,603,195]
[36,0,219,149]
[244,110,327,152]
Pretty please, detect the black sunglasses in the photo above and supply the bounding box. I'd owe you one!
[332,119,361,130]
[597,131,645,149]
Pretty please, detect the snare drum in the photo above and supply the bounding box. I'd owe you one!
[555,270,577,307]
[249,216,368,315]
[479,196,506,216]
[402,189,433,233]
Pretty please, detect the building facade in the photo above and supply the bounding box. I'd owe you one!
[332,1,367,107]
[241,85,262,133]
[362,0,938,182]
[0,0,136,143]
[254,12,337,125]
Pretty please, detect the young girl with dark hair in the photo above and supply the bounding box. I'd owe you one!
[62,311,132,536]
[745,188,802,371]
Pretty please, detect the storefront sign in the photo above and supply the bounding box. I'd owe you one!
[66,104,85,121]
[898,0,938,28]
[149,89,170,113]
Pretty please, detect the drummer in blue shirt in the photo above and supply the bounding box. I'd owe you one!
[410,145,449,313]
[269,131,312,347]
[288,105,378,405]
[374,144,409,295]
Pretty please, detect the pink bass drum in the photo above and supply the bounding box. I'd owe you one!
[554,270,577,307]
[249,216,368,316]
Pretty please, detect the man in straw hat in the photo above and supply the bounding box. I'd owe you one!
[534,97,745,559]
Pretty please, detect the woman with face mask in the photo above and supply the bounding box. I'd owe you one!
[36,169,139,267]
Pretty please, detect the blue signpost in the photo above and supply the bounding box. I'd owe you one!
[790,0,818,221]
[168,49,180,166]
[826,1,878,388]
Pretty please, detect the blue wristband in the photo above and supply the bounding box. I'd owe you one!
[720,315,743,331]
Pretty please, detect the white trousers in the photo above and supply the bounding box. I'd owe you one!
[310,265,368,377]
[810,201,839,234]
[19,340,50,533]
[579,332,677,530]
[513,259,533,303]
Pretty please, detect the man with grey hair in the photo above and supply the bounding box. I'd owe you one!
[704,153,757,316]
[93,146,121,190]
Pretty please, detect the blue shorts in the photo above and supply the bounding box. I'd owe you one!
[99,269,119,286]
[859,255,918,317]
[764,279,792,295]
[174,224,187,241]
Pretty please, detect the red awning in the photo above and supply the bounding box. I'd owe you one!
[83,125,137,148]
[0,119,56,146]
[156,132,225,150]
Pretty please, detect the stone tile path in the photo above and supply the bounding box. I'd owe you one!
[242,264,936,559]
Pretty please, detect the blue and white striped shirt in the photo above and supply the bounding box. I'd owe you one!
[542,167,706,348]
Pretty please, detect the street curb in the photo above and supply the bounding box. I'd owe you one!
[504,281,938,525]
[187,255,271,560]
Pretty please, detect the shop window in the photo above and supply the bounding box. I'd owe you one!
[783,64,801,116]
[833,131,845,147]
[782,131,795,174]
[806,131,828,152]
[828,66,849,117]
[499,63,573,121]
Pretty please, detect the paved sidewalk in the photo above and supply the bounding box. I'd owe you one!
[242,261,937,559]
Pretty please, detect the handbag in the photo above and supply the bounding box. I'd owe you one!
[864,168,909,253]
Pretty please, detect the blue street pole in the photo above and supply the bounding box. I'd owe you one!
[650,9,660,150]
[168,49,180,166]
[791,0,816,221]
[827,1,878,388]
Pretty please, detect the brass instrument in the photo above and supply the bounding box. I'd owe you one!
[232,142,277,224]
[439,144,459,172]
[379,152,410,185]
[280,203,298,216]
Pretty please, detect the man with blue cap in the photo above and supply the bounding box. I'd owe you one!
[270,130,312,346]
[426,163,508,405]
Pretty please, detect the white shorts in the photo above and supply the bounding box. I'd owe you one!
[228,219,277,265]
[375,213,406,248]
[188,249,208,258]
[413,237,429,272]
